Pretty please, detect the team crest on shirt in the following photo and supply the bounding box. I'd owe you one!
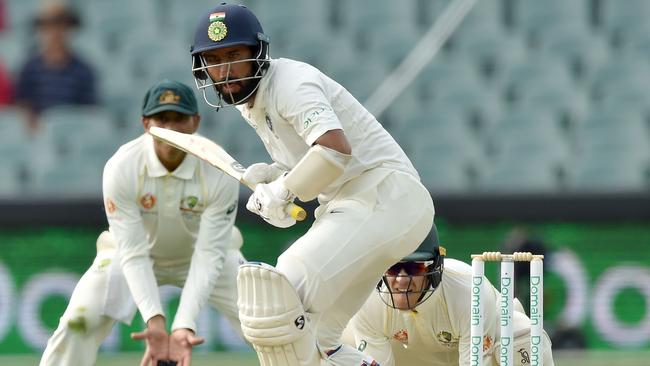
[140,193,156,209]
[392,329,408,344]
[105,198,116,214]
[436,331,458,348]
[180,195,204,213]
[483,336,493,352]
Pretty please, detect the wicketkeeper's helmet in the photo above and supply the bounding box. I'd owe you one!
[377,223,445,309]
[190,3,270,109]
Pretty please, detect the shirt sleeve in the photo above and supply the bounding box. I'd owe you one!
[276,76,343,146]
[171,172,239,332]
[103,159,164,323]
[350,299,396,366]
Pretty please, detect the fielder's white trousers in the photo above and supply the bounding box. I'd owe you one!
[39,234,244,366]
[277,168,435,365]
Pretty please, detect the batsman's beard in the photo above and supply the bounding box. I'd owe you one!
[218,77,258,105]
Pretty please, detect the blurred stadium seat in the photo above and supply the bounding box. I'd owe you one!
[478,155,562,193]
[515,0,590,41]
[451,25,527,82]
[516,78,590,130]
[500,54,574,104]
[4,0,41,34]
[536,24,610,83]
[0,31,27,75]
[599,0,650,46]
[0,0,647,197]
[415,56,483,102]
[28,157,104,198]
[589,55,650,101]
[80,0,157,54]
[456,0,503,34]
[486,107,570,160]
[576,107,650,161]
[0,159,23,197]
[36,105,116,159]
[327,58,388,102]
[568,154,649,192]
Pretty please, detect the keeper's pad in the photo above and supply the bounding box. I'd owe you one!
[237,263,320,366]
[284,145,351,202]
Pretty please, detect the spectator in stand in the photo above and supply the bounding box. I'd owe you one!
[14,0,97,133]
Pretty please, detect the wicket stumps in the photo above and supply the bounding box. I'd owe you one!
[470,252,544,366]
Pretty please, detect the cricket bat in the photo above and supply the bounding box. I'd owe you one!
[148,127,307,221]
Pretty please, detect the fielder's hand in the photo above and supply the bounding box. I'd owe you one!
[168,328,204,366]
[246,175,296,228]
[132,316,170,366]
[243,162,286,185]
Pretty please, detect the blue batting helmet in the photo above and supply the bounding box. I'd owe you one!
[190,3,270,109]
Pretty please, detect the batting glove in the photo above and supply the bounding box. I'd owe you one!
[246,175,296,228]
[243,162,286,185]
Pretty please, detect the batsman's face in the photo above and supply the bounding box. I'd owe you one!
[201,45,255,98]
[385,263,429,310]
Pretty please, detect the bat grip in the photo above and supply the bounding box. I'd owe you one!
[286,202,307,221]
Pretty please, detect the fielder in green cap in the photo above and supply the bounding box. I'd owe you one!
[140,79,201,171]
[39,79,248,366]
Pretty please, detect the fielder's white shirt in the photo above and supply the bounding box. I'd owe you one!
[237,58,418,201]
[103,134,239,331]
[348,259,502,366]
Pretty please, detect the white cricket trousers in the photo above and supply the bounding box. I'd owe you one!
[39,234,244,366]
[277,168,435,365]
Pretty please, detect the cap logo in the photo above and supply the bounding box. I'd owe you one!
[208,12,227,42]
[159,90,180,104]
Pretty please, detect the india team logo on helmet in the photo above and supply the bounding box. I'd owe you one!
[207,12,227,42]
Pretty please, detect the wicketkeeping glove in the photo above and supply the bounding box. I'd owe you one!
[246,174,296,228]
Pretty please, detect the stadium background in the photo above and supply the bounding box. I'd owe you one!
[1,0,649,364]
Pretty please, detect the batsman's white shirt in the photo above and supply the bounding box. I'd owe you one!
[103,133,240,331]
[237,58,418,202]
[235,57,435,364]
[347,259,554,366]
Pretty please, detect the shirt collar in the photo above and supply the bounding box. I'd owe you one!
[144,133,197,179]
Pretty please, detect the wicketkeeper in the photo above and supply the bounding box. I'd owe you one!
[343,225,555,365]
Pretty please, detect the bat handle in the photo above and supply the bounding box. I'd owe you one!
[286,202,307,221]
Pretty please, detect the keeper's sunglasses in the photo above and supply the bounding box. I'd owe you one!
[386,261,433,276]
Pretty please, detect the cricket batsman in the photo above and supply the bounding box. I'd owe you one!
[344,225,555,365]
[190,3,435,365]
[39,80,246,366]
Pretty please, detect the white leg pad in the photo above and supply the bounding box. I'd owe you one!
[237,263,320,366]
